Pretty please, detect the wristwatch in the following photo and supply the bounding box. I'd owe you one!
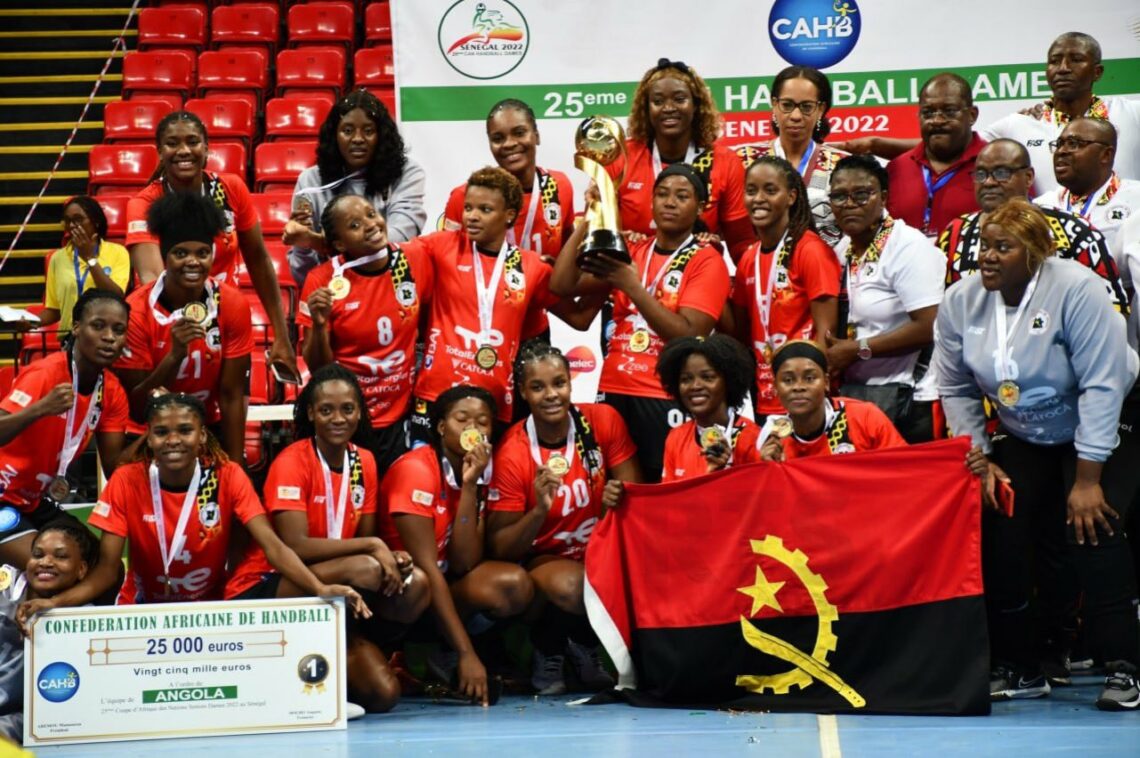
[86,257,99,268]
[857,338,873,361]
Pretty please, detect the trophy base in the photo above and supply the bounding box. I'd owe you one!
[577,229,631,264]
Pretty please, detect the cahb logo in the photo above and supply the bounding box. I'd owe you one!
[37,661,80,703]
[768,0,860,69]
[438,0,529,80]
[565,346,597,379]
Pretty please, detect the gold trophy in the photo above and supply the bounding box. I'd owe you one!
[574,116,631,263]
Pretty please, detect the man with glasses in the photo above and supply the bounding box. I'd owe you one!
[886,74,986,237]
[940,138,1128,313]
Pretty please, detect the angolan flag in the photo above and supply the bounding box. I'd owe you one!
[584,437,989,715]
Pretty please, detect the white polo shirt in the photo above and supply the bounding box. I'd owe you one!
[1034,173,1140,259]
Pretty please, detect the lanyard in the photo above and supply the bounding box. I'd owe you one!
[524,415,575,468]
[795,141,816,177]
[921,165,959,232]
[651,141,697,178]
[332,247,389,278]
[1064,185,1106,220]
[148,272,217,327]
[148,461,201,589]
[72,242,99,293]
[316,443,352,540]
[993,269,1041,381]
[753,230,790,343]
[471,240,509,344]
[507,171,542,252]
[632,235,695,335]
[57,359,102,478]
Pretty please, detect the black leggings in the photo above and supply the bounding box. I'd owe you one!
[985,422,1140,671]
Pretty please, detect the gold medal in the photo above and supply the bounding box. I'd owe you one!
[460,427,485,452]
[475,345,498,370]
[761,342,774,364]
[997,380,1020,408]
[629,329,651,353]
[699,426,726,451]
[328,275,351,300]
[771,417,794,439]
[181,301,208,324]
[47,475,71,502]
[547,453,570,477]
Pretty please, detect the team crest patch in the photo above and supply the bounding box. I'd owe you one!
[396,281,417,307]
[775,267,790,289]
[206,327,222,351]
[860,262,878,279]
[198,500,221,529]
[1029,310,1050,334]
[1109,207,1129,221]
[833,443,857,455]
[506,269,525,291]
[351,485,366,510]
[662,270,683,293]
[544,203,561,226]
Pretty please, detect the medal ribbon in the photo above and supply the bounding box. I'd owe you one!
[148,272,218,327]
[148,460,202,592]
[846,216,895,336]
[921,165,959,233]
[316,442,356,540]
[471,239,511,346]
[57,359,103,479]
[753,230,791,350]
[631,235,697,336]
[332,246,390,279]
[524,414,575,470]
[651,141,697,178]
[993,268,1042,385]
[507,170,542,252]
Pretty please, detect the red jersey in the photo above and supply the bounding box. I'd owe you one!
[443,167,575,259]
[379,445,463,571]
[762,398,907,460]
[0,352,129,510]
[662,415,762,482]
[598,238,730,399]
[886,134,985,236]
[606,139,747,237]
[489,404,637,560]
[89,460,268,603]
[118,277,254,429]
[405,230,558,421]
[731,231,841,415]
[264,439,378,540]
[297,245,433,427]
[125,172,259,285]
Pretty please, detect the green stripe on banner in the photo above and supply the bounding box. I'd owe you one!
[401,56,1140,121]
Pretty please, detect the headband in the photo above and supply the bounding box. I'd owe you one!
[655,58,691,75]
[655,162,709,204]
[771,340,828,376]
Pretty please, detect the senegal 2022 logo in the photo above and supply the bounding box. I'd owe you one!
[769,0,860,69]
[438,0,529,80]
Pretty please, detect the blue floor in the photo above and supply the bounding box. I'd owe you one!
[31,678,1140,757]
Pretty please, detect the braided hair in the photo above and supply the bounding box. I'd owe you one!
[746,155,817,256]
[511,339,572,415]
[292,362,375,449]
[134,392,229,466]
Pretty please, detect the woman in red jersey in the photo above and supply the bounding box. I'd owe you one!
[16,393,367,619]
[124,111,294,377]
[610,58,751,261]
[381,386,533,706]
[731,156,840,421]
[757,341,906,461]
[487,341,639,694]
[299,194,432,470]
[552,163,731,482]
[444,99,574,263]
[265,364,430,712]
[658,334,761,482]
[404,167,596,444]
[0,289,130,567]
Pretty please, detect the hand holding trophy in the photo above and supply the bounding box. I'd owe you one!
[574,116,631,264]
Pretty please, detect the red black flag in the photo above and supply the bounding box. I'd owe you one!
[584,437,989,715]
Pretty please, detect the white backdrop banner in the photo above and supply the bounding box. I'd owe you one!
[392,0,1140,400]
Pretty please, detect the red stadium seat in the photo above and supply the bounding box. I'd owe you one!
[19,307,61,367]
[250,194,294,237]
[364,2,392,45]
[184,97,256,146]
[122,51,195,101]
[138,6,208,54]
[254,140,316,192]
[264,97,331,141]
[205,141,248,182]
[197,50,268,110]
[353,45,395,89]
[275,48,345,99]
[286,2,354,53]
[210,3,279,53]
[98,195,132,240]
[102,99,177,143]
[88,145,159,195]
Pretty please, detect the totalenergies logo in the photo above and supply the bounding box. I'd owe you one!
[438,0,529,80]
[565,346,597,378]
[768,0,860,70]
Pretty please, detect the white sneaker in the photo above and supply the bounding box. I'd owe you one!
[346,701,366,720]
[531,649,567,695]
[566,640,615,691]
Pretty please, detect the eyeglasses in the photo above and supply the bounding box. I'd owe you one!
[971,166,1030,183]
[828,188,878,207]
[918,106,965,121]
[774,99,822,117]
[1049,137,1111,152]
